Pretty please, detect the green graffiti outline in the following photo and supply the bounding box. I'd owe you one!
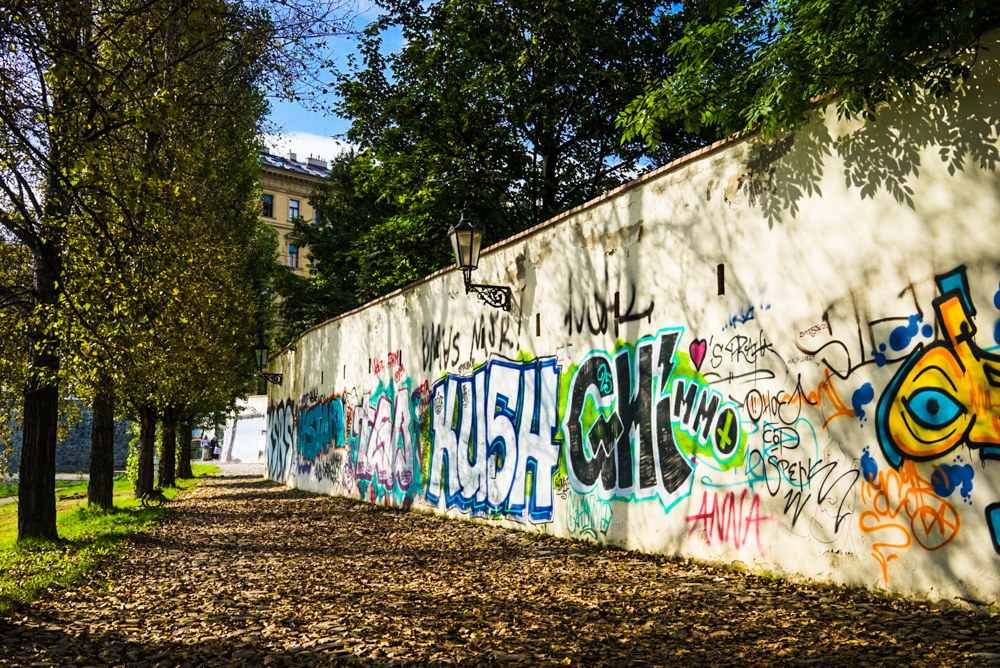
[667,351,748,471]
[559,328,749,514]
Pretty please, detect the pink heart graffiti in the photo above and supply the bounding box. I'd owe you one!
[689,339,707,371]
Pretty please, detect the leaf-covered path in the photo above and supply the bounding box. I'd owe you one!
[2,469,1000,667]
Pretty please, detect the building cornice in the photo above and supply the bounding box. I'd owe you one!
[261,170,318,197]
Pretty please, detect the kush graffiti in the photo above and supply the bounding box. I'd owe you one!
[427,356,561,523]
[875,266,999,550]
[563,329,746,513]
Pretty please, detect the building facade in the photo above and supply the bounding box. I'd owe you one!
[260,152,329,275]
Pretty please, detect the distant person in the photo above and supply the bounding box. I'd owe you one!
[211,436,221,460]
[200,433,210,451]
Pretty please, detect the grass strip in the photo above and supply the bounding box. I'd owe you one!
[0,463,223,615]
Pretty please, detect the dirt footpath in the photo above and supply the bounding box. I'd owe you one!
[1,472,999,667]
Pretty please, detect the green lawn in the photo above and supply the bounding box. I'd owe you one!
[0,463,223,615]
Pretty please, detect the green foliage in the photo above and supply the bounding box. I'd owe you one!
[619,0,1000,144]
[0,236,30,475]
[330,0,702,305]
[249,218,284,346]
[155,422,164,461]
[0,0,349,540]
[53,1,277,426]
[125,425,141,490]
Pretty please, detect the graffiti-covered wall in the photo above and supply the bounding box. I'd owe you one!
[265,35,1000,604]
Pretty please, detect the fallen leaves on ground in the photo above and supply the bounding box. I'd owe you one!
[1,472,999,667]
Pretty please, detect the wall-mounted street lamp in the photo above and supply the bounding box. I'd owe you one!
[252,339,283,386]
[447,204,512,311]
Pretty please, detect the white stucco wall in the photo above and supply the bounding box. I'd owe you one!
[265,36,1000,605]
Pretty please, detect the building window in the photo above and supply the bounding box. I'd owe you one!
[262,194,274,218]
[288,243,299,269]
[288,199,299,221]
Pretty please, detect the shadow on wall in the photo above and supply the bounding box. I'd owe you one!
[741,44,1000,229]
[264,37,1000,605]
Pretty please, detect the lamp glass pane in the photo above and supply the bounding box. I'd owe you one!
[456,228,475,269]
[254,345,268,370]
[449,230,462,267]
[469,228,484,268]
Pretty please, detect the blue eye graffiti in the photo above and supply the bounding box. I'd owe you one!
[903,388,966,430]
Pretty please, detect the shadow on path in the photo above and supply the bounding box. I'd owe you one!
[0,476,997,667]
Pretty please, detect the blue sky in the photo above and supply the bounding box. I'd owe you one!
[264,5,402,163]
[264,90,353,163]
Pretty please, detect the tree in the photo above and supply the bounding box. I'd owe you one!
[93,94,270,495]
[0,0,328,535]
[87,374,115,508]
[177,415,197,479]
[39,0,274,500]
[619,0,1000,144]
[333,0,702,300]
[0,0,103,540]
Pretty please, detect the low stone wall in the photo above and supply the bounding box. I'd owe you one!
[2,408,132,475]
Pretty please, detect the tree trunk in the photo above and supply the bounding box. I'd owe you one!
[17,240,64,540]
[177,414,194,478]
[88,373,115,509]
[136,405,157,496]
[158,406,178,488]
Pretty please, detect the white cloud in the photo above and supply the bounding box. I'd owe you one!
[263,132,355,163]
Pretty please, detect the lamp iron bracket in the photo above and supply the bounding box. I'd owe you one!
[463,270,511,311]
[261,372,283,386]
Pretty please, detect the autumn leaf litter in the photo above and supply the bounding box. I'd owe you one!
[1,469,999,667]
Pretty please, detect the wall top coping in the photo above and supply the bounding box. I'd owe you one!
[276,127,752,356]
